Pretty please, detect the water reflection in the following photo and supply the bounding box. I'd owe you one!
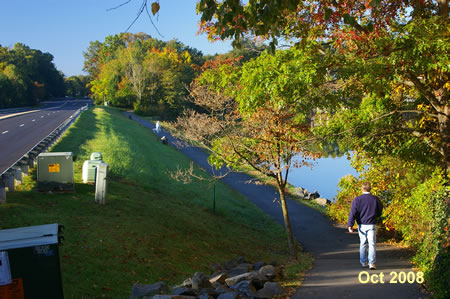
[288,155,358,200]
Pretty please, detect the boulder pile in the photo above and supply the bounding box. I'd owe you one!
[130,257,286,299]
[294,187,330,206]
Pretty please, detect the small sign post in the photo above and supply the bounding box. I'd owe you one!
[95,163,109,205]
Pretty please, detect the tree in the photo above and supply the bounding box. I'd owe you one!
[194,0,449,172]
[190,2,449,293]
[315,16,450,173]
[90,58,126,106]
[65,75,89,97]
[176,47,328,260]
[85,33,201,117]
[122,42,148,109]
[0,43,65,108]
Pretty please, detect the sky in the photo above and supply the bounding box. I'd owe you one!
[0,0,232,77]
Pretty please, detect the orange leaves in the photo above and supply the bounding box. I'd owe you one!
[198,20,221,41]
[151,1,160,15]
[238,106,320,170]
[200,54,242,71]
[150,47,161,54]
[33,81,44,88]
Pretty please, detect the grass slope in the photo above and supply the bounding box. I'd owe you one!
[1,107,309,297]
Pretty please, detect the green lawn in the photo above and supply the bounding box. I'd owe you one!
[0,107,310,297]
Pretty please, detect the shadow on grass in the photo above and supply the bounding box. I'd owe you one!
[1,106,298,297]
[51,108,99,160]
[99,107,201,193]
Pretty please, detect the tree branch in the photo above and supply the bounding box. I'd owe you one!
[168,162,232,186]
[402,128,444,156]
[144,3,165,38]
[124,1,146,32]
[283,165,290,189]
[406,71,441,111]
[300,109,437,149]
[107,0,132,11]
[228,135,276,178]
[108,0,164,37]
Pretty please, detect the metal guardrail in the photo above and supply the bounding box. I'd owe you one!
[0,105,88,202]
[6,104,88,174]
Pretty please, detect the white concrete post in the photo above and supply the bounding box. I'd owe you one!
[28,156,37,168]
[95,163,109,205]
[3,174,14,192]
[26,156,34,168]
[12,167,22,186]
[19,160,29,176]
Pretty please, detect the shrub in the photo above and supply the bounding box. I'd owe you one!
[328,152,449,297]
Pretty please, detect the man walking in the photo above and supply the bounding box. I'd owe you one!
[348,182,383,270]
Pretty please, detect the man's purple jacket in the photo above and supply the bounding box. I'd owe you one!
[347,193,383,227]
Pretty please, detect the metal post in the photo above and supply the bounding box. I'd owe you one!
[213,184,216,213]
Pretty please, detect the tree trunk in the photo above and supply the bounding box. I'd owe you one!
[278,186,298,260]
[438,104,450,174]
[437,0,449,17]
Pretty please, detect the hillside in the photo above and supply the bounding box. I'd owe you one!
[0,107,308,297]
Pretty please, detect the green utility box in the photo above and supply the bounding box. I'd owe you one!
[82,160,103,183]
[90,152,103,161]
[0,224,64,298]
[37,152,74,192]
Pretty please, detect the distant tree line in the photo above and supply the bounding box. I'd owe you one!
[65,75,90,98]
[0,43,66,109]
[0,43,94,109]
[84,33,265,119]
[83,33,198,119]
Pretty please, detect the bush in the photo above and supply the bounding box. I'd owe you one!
[327,174,359,223]
[328,152,449,297]
[410,179,449,299]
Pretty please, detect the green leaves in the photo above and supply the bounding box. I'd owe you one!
[324,8,333,21]
[342,14,356,26]
[235,45,332,116]
[85,33,202,115]
[0,43,65,108]
[369,0,382,8]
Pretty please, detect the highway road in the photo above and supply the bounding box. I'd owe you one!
[0,100,91,175]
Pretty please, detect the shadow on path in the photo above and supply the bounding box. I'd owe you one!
[125,112,428,299]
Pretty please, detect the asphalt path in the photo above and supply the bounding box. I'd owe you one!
[0,101,90,174]
[126,112,428,299]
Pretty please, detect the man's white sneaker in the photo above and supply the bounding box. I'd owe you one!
[369,264,376,270]
[361,262,368,268]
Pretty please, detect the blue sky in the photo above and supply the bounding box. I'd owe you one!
[0,1,232,77]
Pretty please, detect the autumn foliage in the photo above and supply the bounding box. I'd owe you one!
[192,0,449,296]
[84,32,203,118]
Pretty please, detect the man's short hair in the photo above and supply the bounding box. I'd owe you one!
[361,182,371,192]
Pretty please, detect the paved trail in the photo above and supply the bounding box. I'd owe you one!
[127,112,428,299]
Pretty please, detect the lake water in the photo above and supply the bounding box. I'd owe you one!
[287,155,359,200]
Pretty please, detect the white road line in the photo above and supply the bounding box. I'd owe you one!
[32,119,36,122]
[19,124,25,127]
[1,131,8,134]
[47,113,50,115]
[41,116,44,118]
